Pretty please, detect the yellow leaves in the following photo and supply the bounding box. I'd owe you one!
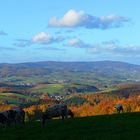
[0,105,17,112]
[70,103,95,117]
[23,103,55,121]
[69,93,140,117]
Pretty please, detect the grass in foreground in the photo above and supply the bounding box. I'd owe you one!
[0,112,140,140]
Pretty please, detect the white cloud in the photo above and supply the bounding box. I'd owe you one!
[68,38,81,46]
[32,32,53,44]
[67,38,92,48]
[32,32,65,44]
[14,32,65,47]
[65,38,92,48]
[48,9,130,29]
[49,10,85,27]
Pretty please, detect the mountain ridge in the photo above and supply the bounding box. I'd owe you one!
[0,60,140,66]
[0,60,140,87]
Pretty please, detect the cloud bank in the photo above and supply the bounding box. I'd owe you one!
[88,41,140,56]
[48,9,130,29]
[66,38,140,56]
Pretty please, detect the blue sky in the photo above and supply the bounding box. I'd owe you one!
[0,0,140,64]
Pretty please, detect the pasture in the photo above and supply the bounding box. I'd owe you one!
[0,92,37,105]
[32,84,64,94]
[0,112,140,140]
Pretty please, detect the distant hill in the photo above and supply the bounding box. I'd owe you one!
[0,61,140,88]
[1,60,140,72]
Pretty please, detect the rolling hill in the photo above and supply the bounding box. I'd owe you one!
[0,61,140,107]
[0,61,140,89]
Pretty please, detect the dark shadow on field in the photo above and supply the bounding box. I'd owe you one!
[0,112,140,140]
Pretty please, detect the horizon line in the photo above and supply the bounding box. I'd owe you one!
[0,60,139,66]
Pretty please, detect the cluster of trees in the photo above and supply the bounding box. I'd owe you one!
[0,87,140,120]
[24,104,48,121]
[69,93,140,117]
[0,104,17,112]
[21,92,140,120]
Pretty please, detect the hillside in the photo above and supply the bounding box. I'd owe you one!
[1,112,140,140]
[0,82,140,107]
[0,61,140,88]
[0,61,140,118]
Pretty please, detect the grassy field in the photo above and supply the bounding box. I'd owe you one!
[0,112,140,140]
[0,92,37,105]
[32,84,64,94]
[31,83,99,95]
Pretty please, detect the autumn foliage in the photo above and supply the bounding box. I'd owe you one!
[69,93,140,117]
[1,89,140,120]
